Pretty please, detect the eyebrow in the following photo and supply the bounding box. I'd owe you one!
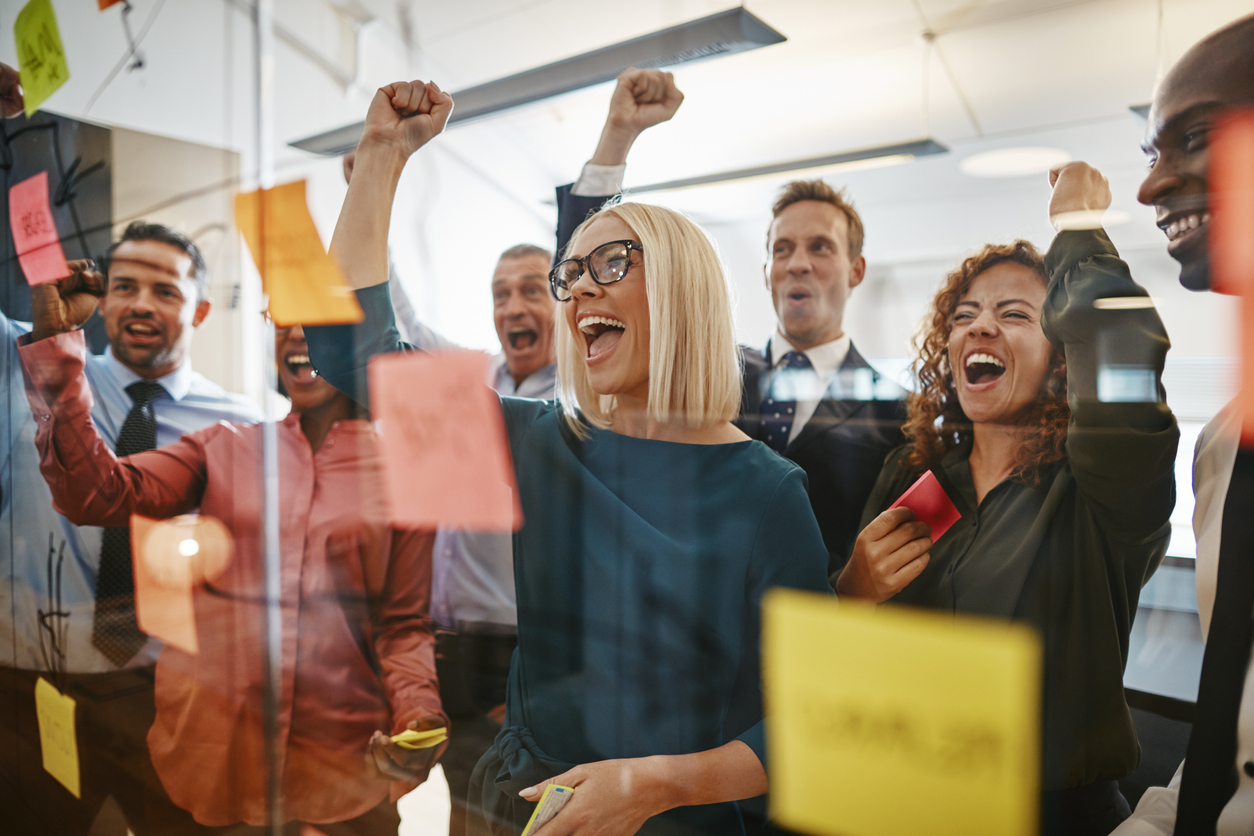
[956,299,1037,309]
[1141,101,1225,155]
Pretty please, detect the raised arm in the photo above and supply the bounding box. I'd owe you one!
[1042,162,1179,540]
[307,81,453,409]
[556,68,684,260]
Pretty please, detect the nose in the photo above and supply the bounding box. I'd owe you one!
[502,291,526,317]
[968,309,999,337]
[288,324,306,341]
[128,287,156,315]
[568,266,603,300]
[786,247,812,275]
[1137,154,1181,207]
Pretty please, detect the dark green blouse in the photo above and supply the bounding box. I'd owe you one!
[859,229,1179,790]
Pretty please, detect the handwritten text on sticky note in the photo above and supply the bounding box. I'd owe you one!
[763,590,1041,836]
[9,171,70,286]
[34,676,80,798]
[235,180,363,326]
[370,350,521,531]
[15,0,70,118]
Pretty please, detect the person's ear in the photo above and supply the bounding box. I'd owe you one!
[763,262,772,293]
[192,297,213,328]
[847,255,867,291]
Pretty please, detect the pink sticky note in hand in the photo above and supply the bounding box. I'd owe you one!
[888,470,962,541]
[370,350,523,531]
[8,171,70,286]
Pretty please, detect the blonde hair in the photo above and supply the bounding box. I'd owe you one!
[555,201,741,435]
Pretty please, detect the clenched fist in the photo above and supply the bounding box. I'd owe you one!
[30,259,105,342]
[1048,162,1112,231]
[590,68,684,166]
[359,80,454,160]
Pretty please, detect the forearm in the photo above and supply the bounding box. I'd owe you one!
[647,740,767,811]
[588,122,641,167]
[329,139,409,290]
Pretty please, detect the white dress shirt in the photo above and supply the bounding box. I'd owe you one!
[768,330,851,446]
[1114,398,1254,834]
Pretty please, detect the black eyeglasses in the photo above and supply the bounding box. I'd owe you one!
[550,240,643,302]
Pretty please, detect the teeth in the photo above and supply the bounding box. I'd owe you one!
[1203,212,1211,224]
[287,354,310,365]
[966,352,1004,368]
[579,315,626,334]
[1163,213,1209,240]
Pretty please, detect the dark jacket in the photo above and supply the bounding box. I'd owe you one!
[556,183,907,577]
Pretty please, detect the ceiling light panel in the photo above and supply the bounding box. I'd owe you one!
[959,146,1070,178]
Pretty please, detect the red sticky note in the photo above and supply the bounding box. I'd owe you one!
[98,0,124,8]
[8,171,70,286]
[130,515,199,655]
[369,350,522,531]
[888,470,962,541]
[1210,111,1254,446]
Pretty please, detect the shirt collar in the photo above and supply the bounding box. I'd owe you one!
[102,345,194,401]
[769,329,851,377]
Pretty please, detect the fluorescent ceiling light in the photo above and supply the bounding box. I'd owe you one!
[628,139,948,194]
[289,7,786,156]
[960,147,1070,179]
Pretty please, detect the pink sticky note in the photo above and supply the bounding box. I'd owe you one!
[370,350,523,531]
[130,515,199,655]
[888,470,962,541]
[8,171,70,286]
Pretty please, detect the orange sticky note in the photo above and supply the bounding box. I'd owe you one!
[1211,111,1254,446]
[369,350,522,531]
[889,470,962,541]
[8,171,70,285]
[234,180,364,327]
[98,0,124,9]
[130,514,205,655]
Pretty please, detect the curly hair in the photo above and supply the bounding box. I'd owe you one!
[902,240,1069,485]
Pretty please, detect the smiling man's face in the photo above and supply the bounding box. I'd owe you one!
[765,200,866,350]
[1137,14,1254,291]
[493,252,557,384]
[99,239,210,379]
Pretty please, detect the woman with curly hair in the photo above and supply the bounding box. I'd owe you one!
[836,164,1178,836]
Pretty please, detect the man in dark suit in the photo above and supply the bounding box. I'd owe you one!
[556,69,906,579]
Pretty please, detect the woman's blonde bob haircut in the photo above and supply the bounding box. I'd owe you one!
[555,200,742,435]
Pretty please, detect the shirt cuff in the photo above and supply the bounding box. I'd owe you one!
[571,163,626,197]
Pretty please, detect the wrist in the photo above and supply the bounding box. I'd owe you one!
[354,132,413,171]
[639,755,686,813]
[589,124,640,167]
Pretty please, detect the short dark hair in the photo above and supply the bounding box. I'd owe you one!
[101,221,210,302]
[768,179,865,261]
[498,243,552,263]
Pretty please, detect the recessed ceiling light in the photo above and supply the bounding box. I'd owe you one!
[959,147,1071,178]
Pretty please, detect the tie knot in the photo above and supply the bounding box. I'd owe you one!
[126,380,166,407]
[782,351,812,370]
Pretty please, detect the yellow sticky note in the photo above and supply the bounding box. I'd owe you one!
[234,180,363,327]
[15,0,70,118]
[391,727,448,750]
[763,590,1041,836]
[34,676,80,798]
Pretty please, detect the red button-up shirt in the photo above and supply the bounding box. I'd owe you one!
[21,331,444,826]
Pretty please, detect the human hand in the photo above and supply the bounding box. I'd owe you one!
[29,260,105,342]
[1048,162,1112,230]
[364,715,445,782]
[518,757,672,836]
[0,62,23,118]
[358,80,454,160]
[589,68,684,166]
[835,507,931,602]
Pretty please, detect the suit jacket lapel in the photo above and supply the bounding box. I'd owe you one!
[784,344,876,453]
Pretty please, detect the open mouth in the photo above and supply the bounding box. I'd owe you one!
[578,315,625,360]
[508,328,539,350]
[964,351,1005,385]
[284,352,318,383]
[123,321,161,342]
[786,288,812,304]
[1158,210,1210,255]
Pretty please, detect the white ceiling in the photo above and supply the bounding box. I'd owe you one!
[1,0,1247,360]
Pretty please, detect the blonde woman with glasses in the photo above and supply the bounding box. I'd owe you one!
[306,80,832,836]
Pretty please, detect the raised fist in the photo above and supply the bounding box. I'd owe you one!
[30,259,105,342]
[0,62,23,119]
[605,68,684,135]
[1049,162,1112,230]
[359,80,454,160]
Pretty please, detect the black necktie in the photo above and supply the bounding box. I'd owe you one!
[91,380,166,666]
[760,351,813,454]
[1174,448,1254,835]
